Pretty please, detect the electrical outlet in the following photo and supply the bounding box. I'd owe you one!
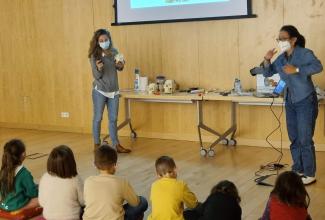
[60,112,70,118]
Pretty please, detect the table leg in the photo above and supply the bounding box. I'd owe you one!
[196,100,238,156]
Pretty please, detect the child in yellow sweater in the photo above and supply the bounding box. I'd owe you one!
[148,156,198,220]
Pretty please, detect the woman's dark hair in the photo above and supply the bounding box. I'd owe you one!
[94,144,118,170]
[88,29,114,60]
[280,25,306,48]
[0,139,26,200]
[211,180,241,203]
[47,145,78,178]
[272,171,310,208]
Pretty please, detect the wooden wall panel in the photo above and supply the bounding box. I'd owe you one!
[0,1,27,124]
[237,0,286,142]
[0,0,93,130]
[160,23,200,88]
[1,0,325,150]
[238,0,284,89]
[198,20,240,90]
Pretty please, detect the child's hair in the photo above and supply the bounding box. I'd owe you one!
[94,144,117,170]
[0,139,26,200]
[211,180,241,203]
[47,145,78,178]
[155,156,176,177]
[271,171,310,208]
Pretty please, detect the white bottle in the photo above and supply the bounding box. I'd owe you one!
[234,78,242,94]
[134,68,140,91]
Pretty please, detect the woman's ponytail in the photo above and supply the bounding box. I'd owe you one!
[296,34,306,48]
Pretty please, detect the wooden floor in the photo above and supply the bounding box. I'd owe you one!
[0,128,325,220]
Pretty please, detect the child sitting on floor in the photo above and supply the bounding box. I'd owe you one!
[184,180,242,220]
[39,145,84,220]
[0,139,40,215]
[83,144,148,220]
[260,171,312,220]
[148,156,198,220]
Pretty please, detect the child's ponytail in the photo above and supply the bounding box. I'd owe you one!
[0,139,26,200]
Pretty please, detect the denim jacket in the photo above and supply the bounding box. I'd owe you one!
[262,46,323,103]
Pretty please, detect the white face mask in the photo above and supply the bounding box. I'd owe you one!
[99,40,110,50]
[278,40,291,53]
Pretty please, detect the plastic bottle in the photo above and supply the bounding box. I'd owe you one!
[134,68,140,91]
[234,78,242,94]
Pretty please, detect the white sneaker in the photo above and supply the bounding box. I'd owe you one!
[302,176,316,185]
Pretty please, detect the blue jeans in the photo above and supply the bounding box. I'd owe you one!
[286,92,318,177]
[124,196,148,220]
[92,89,120,146]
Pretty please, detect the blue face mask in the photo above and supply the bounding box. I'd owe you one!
[99,40,110,50]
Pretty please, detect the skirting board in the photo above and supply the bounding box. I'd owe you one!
[1,122,324,151]
[118,130,325,151]
[0,122,85,134]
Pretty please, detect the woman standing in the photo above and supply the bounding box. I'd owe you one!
[88,29,131,153]
[262,25,323,185]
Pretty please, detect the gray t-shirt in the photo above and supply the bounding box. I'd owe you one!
[90,48,119,93]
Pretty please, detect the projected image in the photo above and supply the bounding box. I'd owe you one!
[131,0,229,9]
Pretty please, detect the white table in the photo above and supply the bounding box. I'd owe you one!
[104,91,323,157]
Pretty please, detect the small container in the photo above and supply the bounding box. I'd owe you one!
[156,75,166,92]
[134,68,140,91]
[234,78,242,94]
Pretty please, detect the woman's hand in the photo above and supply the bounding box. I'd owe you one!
[283,64,298,74]
[264,48,277,61]
[96,60,104,71]
[115,61,125,71]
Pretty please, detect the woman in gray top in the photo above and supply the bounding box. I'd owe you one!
[88,29,131,153]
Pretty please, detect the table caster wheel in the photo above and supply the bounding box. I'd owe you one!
[228,139,237,146]
[130,131,137,139]
[208,149,215,157]
[220,139,229,145]
[200,149,207,157]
